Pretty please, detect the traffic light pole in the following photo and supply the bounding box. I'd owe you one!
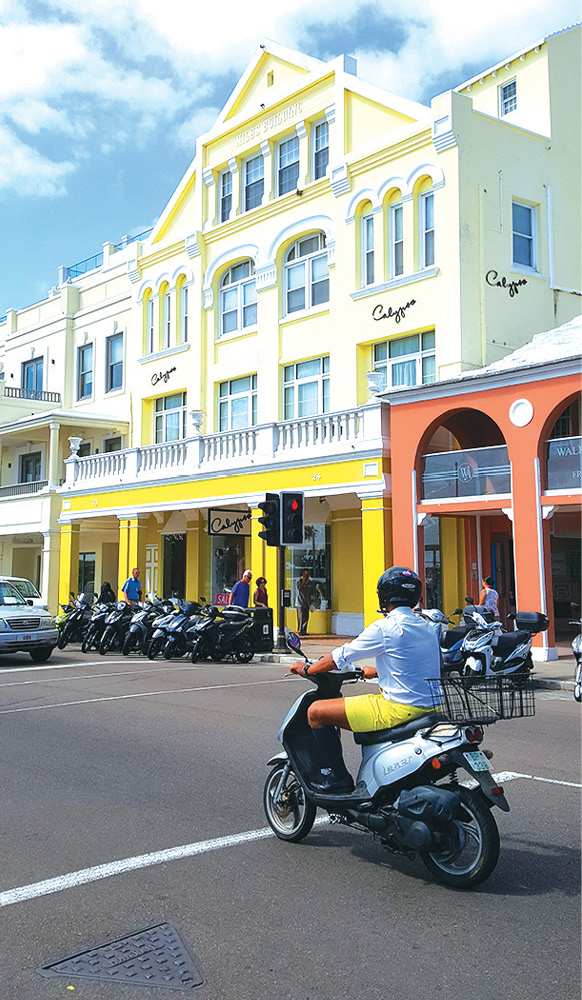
[276,543,288,652]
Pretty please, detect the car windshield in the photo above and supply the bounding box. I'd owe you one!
[0,581,27,606]
[10,579,41,599]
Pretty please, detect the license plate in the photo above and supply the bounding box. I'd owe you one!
[19,634,32,642]
[464,750,492,772]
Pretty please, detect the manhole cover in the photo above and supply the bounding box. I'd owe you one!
[37,921,203,990]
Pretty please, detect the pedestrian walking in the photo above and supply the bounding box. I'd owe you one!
[296,569,311,635]
[253,577,269,608]
[229,570,252,608]
[479,576,499,617]
[122,567,142,605]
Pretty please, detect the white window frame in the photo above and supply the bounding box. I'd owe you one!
[283,356,330,420]
[373,331,436,390]
[22,356,43,396]
[77,343,93,401]
[420,191,435,269]
[312,120,329,180]
[283,233,330,317]
[219,260,257,338]
[146,296,155,354]
[179,283,189,343]
[18,449,44,484]
[163,291,171,349]
[219,168,232,223]
[105,332,123,393]
[361,213,375,287]
[390,202,404,278]
[243,152,264,212]
[512,200,537,272]
[154,392,187,444]
[499,79,517,117]
[218,374,257,431]
[277,134,300,196]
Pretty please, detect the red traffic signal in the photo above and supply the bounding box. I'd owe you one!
[280,491,304,545]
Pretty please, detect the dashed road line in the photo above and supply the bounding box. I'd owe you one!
[0,676,294,714]
[0,773,579,909]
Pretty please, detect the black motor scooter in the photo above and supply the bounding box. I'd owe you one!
[190,605,255,663]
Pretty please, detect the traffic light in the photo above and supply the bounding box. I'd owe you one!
[280,491,304,546]
[258,493,280,547]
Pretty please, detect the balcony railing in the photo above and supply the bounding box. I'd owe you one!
[3,386,61,404]
[63,405,382,491]
[422,445,510,500]
[0,481,49,498]
[546,436,582,491]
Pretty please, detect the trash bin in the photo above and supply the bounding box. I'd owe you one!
[249,607,274,653]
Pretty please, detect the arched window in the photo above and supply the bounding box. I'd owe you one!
[419,185,435,269]
[219,260,257,337]
[176,276,189,343]
[143,289,155,354]
[284,232,329,315]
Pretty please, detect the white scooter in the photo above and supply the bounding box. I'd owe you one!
[458,608,549,679]
[263,633,534,889]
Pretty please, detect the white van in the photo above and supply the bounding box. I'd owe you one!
[0,579,58,661]
[0,577,48,610]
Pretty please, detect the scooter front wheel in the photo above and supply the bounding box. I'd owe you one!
[574,662,582,703]
[263,763,316,843]
[420,786,499,889]
[147,635,165,660]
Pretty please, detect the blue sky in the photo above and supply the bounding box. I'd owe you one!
[0,0,579,315]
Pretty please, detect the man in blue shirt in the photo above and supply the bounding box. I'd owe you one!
[229,570,252,608]
[122,567,142,604]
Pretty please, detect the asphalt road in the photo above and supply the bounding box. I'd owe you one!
[0,648,580,1000]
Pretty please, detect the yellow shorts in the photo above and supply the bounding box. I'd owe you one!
[344,691,433,732]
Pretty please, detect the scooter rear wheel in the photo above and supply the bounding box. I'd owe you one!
[263,763,316,843]
[147,635,165,660]
[420,786,499,889]
[233,635,254,663]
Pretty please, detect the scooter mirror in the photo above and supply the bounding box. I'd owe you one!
[465,595,474,604]
[285,631,301,651]
[452,608,463,616]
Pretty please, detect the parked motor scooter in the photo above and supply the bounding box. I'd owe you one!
[56,592,94,649]
[263,632,535,889]
[122,599,176,655]
[161,600,206,659]
[82,601,113,653]
[417,597,474,673]
[569,603,581,703]
[190,605,255,663]
[99,601,135,654]
[458,607,548,679]
[147,602,182,659]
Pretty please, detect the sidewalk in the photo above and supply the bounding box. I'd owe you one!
[256,634,577,692]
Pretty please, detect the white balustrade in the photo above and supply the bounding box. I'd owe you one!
[61,404,379,492]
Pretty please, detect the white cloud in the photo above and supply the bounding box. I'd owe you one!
[0,0,579,195]
[0,124,75,196]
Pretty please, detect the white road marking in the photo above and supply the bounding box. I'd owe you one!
[0,774,579,909]
[0,676,293,714]
[0,666,205,688]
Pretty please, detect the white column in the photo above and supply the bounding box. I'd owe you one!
[41,529,61,615]
[48,420,60,488]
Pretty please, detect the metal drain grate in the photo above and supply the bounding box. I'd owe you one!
[37,921,203,989]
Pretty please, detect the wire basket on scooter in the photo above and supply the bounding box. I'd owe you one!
[427,676,535,725]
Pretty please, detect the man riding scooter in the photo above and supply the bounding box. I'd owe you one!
[290,566,441,793]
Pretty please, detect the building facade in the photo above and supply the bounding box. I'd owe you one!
[0,28,580,636]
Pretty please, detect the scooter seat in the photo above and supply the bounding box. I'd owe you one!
[353,713,443,746]
[441,625,468,649]
[491,630,530,654]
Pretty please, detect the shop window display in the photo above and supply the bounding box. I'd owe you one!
[287,523,331,610]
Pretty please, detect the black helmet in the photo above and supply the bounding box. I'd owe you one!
[377,566,422,611]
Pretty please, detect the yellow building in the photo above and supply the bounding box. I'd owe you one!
[1,28,580,633]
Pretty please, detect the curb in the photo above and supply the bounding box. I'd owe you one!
[254,654,575,692]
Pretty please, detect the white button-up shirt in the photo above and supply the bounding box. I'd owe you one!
[331,605,440,706]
